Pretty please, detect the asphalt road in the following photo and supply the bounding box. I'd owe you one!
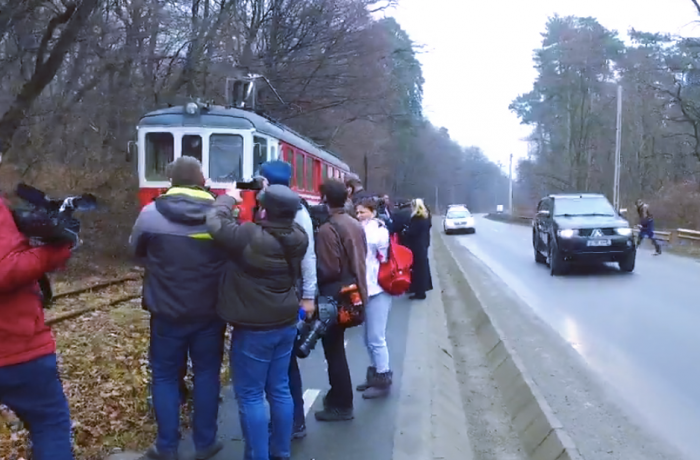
[451,215,700,458]
[173,298,411,460]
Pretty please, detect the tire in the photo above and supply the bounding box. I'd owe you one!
[444,228,451,235]
[619,250,636,273]
[548,243,565,276]
[533,232,546,264]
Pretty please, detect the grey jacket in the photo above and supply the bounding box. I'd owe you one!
[294,205,317,300]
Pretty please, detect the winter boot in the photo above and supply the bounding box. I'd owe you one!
[356,366,376,392]
[362,370,393,399]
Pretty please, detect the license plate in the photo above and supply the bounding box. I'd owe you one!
[587,239,611,247]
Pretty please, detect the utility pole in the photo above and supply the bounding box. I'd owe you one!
[508,153,513,214]
[435,185,439,215]
[613,84,622,210]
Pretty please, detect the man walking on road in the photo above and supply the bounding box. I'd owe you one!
[130,157,226,460]
[315,179,368,422]
[635,199,662,255]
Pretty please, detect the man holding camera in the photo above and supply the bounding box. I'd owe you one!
[258,160,316,439]
[206,181,309,460]
[0,187,74,459]
[314,179,368,422]
[130,157,226,460]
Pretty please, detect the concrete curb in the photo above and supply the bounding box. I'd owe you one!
[392,246,473,460]
[434,228,585,460]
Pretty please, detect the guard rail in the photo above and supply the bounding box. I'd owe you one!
[486,213,700,246]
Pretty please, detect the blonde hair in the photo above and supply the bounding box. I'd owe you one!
[411,198,429,218]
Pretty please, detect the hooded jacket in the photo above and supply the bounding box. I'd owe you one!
[206,186,309,329]
[0,198,71,367]
[129,186,225,322]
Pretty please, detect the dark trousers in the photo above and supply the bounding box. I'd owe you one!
[0,354,73,460]
[288,355,305,426]
[321,324,353,410]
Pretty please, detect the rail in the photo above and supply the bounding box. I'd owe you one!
[45,274,143,326]
[485,213,700,245]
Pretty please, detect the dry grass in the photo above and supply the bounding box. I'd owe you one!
[0,275,233,460]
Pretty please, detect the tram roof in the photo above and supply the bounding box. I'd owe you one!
[138,104,350,170]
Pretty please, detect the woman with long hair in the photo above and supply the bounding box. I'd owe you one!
[354,198,393,398]
[405,198,433,300]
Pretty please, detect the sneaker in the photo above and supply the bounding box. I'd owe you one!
[141,445,178,460]
[314,407,354,422]
[195,441,223,460]
[292,423,307,440]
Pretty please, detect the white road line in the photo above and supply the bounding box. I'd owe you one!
[303,389,321,416]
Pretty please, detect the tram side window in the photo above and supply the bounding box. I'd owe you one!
[295,152,304,189]
[322,164,328,180]
[209,134,243,182]
[182,135,203,163]
[253,136,268,175]
[145,132,174,181]
[306,157,314,191]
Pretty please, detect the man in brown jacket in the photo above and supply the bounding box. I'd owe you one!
[314,179,368,422]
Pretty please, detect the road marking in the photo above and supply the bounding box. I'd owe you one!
[303,389,321,416]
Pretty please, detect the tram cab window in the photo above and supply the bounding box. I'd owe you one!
[253,136,267,175]
[145,132,174,181]
[182,135,203,163]
[209,134,243,182]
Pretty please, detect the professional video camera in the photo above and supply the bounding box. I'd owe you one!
[11,183,98,248]
[11,183,98,308]
[233,176,265,222]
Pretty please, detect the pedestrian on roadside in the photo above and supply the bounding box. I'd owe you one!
[0,184,74,460]
[405,198,433,300]
[314,179,368,421]
[354,198,394,398]
[206,183,309,460]
[130,157,226,460]
[635,199,662,255]
[258,160,317,440]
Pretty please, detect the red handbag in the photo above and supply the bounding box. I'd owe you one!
[378,234,413,296]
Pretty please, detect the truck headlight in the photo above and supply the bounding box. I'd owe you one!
[559,229,575,238]
[616,227,632,236]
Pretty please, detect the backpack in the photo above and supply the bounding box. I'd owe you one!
[378,233,413,296]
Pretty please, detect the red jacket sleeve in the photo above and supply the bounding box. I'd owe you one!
[0,199,71,293]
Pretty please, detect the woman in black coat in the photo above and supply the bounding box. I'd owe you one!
[404,198,433,300]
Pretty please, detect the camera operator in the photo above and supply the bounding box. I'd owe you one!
[129,156,226,460]
[206,182,308,460]
[314,179,368,422]
[0,187,74,459]
[258,160,316,440]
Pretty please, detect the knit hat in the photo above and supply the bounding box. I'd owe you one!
[260,161,292,186]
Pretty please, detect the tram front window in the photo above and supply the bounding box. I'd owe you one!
[145,132,174,181]
[182,135,203,163]
[209,133,244,182]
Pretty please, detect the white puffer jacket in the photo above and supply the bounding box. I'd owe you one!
[361,218,390,297]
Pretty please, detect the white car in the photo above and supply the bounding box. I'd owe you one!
[443,208,475,234]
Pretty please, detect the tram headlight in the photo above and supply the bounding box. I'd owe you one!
[185,102,198,115]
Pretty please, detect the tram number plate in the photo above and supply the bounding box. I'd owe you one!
[587,239,611,247]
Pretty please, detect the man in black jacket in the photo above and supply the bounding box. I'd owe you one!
[129,157,226,460]
[206,183,309,460]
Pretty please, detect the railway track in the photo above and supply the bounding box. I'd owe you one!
[46,274,144,326]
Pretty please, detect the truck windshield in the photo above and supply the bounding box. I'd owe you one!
[553,197,616,217]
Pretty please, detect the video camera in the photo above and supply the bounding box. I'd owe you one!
[11,184,98,308]
[11,183,98,249]
[295,296,338,359]
[233,176,265,222]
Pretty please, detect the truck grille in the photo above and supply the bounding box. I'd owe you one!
[578,228,616,237]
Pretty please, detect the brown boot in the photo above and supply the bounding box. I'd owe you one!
[362,370,392,399]
[356,366,376,392]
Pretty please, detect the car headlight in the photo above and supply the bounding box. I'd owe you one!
[444,220,454,227]
[466,217,475,226]
[616,227,632,236]
[558,229,576,238]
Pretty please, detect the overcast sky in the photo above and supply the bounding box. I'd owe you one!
[387,0,700,170]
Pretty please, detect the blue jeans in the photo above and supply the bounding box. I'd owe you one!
[150,316,226,455]
[0,353,73,460]
[231,326,297,460]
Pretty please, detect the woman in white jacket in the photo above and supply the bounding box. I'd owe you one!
[354,197,393,399]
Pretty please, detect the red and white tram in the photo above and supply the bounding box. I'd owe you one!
[133,98,352,208]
